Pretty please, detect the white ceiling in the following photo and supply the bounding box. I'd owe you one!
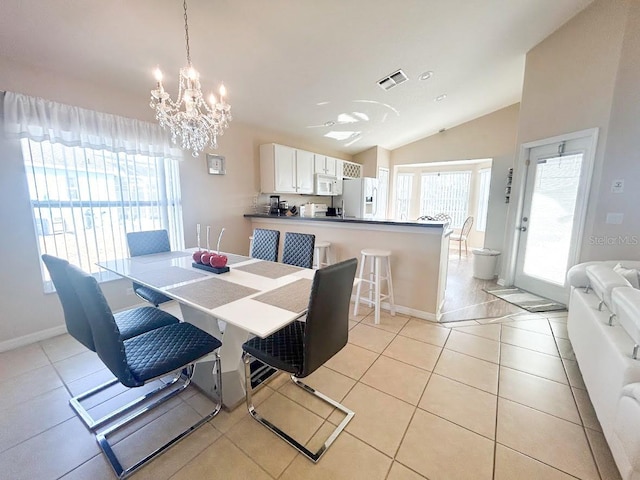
[0,0,592,155]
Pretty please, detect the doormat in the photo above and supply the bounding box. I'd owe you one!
[483,286,567,313]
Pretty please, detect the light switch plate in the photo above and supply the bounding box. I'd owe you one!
[611,180,624,193]
[606,213,624,224]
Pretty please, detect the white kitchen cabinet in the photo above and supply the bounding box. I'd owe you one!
[295,149,315,194]
[314,155,337,176]
[260,144,315,194]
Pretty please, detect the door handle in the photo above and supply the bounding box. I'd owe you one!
[518,226,527,232]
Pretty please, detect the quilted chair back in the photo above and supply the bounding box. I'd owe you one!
[41,254,96,351]
[127,230,171,257]
[66,263,139,387]
[250,228,280,262]
[300,258,357,377]
[282,232,315,269]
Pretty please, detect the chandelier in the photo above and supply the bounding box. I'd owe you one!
[150,0,232,157]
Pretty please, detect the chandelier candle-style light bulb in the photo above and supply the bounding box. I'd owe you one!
[150,0,232,157]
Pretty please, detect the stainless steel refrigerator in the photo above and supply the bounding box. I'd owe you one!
[342,177,378,219]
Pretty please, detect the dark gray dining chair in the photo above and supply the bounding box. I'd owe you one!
[126,229,173,306]
[67,263,222,479]
[250,228,280,262]
[42,254,182,431]
[282,232,315,269]
[242,258,357,462]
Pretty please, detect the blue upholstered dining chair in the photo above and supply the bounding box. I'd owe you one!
[67,262,222,479]
[250,228,280,262]
[242,258,357,462]
[126,229,173,306]
[42,254,181,431]
[282,232,315,269]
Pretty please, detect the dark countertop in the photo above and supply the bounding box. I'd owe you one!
[244,213,447,229]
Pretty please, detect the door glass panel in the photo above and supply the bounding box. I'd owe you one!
[522,154,583,285]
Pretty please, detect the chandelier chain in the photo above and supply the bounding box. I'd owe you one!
[183,0,191,66]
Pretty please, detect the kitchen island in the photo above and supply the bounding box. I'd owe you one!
[244,214,451,321]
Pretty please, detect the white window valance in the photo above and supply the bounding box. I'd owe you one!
[3,91,184,161]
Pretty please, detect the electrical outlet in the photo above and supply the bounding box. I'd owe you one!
[126,287,134,295]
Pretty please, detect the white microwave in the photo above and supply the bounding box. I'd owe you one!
[315,174,340,196]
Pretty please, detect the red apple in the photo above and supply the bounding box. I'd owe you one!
[192,250,203,263]
[201,251,213,265]
[210,253,228,268]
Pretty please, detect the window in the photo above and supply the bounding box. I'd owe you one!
[22,139,183,289]
[395,173,413,220]
[5,91,185,290]
[476,168,491,231]
[419,171,471,228]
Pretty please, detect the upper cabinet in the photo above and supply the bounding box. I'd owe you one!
[260,144,314,194]
[260,143,359,195]
[295,149,314,194]
[314,155,337,177]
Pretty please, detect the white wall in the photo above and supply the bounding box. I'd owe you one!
[508,0,638,266]
[0,56,350,348]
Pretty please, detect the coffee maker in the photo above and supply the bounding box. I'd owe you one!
[269,195,280,215]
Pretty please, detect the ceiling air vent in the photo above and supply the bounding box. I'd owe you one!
[377,69,408,91]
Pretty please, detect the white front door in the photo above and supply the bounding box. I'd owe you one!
[514,133,596,304]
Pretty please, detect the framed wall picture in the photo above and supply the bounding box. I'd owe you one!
[206,154,226,175]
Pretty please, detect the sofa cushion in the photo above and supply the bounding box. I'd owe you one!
[614,263,640,289]
[586,264,632,311]
[613,288,640,350]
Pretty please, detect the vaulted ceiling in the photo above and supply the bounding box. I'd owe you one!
[0,0,592,153]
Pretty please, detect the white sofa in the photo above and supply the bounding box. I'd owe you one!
[567,260,640,480]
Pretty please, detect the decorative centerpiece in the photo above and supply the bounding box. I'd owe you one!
[192,226,229,274]
[192,223,203,263]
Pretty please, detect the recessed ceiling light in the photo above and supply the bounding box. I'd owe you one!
[435,94,447,102]
[418,71,433,81]
[324,121,335,127]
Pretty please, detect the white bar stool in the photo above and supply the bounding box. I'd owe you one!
[313,241,332,269]
[249,235,253,256]
[353,249,396,324]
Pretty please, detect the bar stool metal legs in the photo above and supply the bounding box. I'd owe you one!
[353,249,396,324]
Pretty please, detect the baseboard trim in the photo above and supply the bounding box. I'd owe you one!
[350,295,438,322]
[0,325,67,353]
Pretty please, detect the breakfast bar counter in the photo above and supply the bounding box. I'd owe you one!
[244,214,451,321]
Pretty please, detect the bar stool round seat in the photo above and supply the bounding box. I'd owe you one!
[314,241,333,269]
[354,249,396,324]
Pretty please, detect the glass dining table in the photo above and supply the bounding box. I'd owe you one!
[97,249,315,409]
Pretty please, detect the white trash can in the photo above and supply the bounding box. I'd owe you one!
[472,248,501,280]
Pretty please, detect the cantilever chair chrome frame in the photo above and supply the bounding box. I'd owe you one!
[97,358,222,479]
[68,264,222,479]
[242,258,357,462]
[42,254,182,432]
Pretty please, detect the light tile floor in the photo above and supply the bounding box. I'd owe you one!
[0,304,622,480]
